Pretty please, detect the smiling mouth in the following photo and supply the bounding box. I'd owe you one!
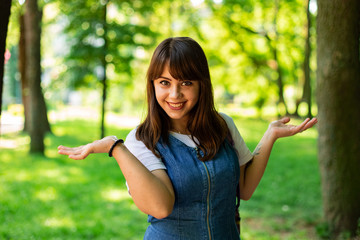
[167,102,185,109]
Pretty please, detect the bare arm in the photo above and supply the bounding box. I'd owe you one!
[58,136,175,219]
[239,117,317,200]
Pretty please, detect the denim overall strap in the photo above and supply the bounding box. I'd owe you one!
[144,135,240,240]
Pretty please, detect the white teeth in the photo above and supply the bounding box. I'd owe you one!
[169,103,183,108]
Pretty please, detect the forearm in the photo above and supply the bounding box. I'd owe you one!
[239,117,317,200]
[240,129,276,200]
[111,143,175,219]
[58,136,175,218]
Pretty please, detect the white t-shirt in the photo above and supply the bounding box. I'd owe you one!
[124,113,253,171]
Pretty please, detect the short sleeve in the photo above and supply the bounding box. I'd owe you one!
[220,113,253,166]
[124,128,166,172]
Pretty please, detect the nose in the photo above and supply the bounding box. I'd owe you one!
[169,84,182,99]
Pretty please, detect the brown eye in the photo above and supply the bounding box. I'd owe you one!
[160,80,170,86]
[182,81,192,86]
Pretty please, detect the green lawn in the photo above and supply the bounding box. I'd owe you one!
[233,117,322,239]
[0,116,322,239]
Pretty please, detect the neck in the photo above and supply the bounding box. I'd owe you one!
[171,119,190,135]
[171,128,190,135]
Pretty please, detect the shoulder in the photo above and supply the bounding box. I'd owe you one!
[125,128,138,142]
[219,112,253,166]
[125,127,166,171]
[219,112,237,130]
[124,127,149,153]
[219,112,232,121]
[218,112,238,139]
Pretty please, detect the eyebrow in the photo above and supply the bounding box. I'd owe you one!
[157,76,172,80]
[157,76,191,82]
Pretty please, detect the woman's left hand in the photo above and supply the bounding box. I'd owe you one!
[269,117,318,140]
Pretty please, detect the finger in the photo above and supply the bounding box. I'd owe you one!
[58,151,69,155]
[58,151,75,156]
[297,117,318,133]
[279,117,291,124]
[58,148,69,155]
[301,118,318,131]
[69,148,91,160]
[292,118,311,133]
[58,148,83,156]
[58,145,78,151]
[69,154,85,160]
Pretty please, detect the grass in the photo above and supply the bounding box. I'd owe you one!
[0,115,322,239]
[233,117,322,239]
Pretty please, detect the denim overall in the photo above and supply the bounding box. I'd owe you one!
[144,135,240,240]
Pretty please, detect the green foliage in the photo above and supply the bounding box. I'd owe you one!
[0,116,321,239]
[4,0,317,117]
[202,0,313,114]
[56,0,157,89]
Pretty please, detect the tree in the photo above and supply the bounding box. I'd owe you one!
[24,0,51,153]
[205,0,309,116]
[99,0,108,139]
[19,14,31,132]
[59,0,157,138]
[294,0,313,118]
[0,0,12,119]
[317,0,360,238]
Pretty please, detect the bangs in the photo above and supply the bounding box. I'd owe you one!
[150,55,202,81]
[148,57,168,81]
[167,52,202,81]
[147,37,210,82]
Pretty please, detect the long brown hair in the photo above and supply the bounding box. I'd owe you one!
[136,37,228,161]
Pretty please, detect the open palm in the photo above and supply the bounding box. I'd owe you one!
[269,117,318,139]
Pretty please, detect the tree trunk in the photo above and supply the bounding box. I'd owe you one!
[295,0,312,118]
[272,0,288,116]
[0,0,12,119]
[272,47,288,116]
[317,0,360,238]
[19,14,31,132]
[24,0,50,154]
[20,11,50,135]
[100,1,108,139]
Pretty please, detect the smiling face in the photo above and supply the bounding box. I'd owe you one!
[153,64,200,133]
[145,37,214,136]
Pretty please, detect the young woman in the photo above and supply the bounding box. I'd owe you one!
[58,37,317,239]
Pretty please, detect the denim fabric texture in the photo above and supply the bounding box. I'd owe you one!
[144,134,240,240]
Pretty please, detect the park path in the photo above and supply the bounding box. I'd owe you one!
[0,113,24,149]
[0,112,23,135]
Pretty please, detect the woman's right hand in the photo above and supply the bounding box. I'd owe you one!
[58,136,117,160]
[59,135,175,218]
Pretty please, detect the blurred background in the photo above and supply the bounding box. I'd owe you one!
[1,0,359,239]
[2,0,316,130]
